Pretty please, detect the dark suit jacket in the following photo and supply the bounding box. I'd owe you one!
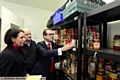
[32,41,62,76]
[0,45,26,76]
[21,40,37,74]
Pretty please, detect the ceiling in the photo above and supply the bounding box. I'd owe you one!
[5,0,66,12]
[4,0,115,12]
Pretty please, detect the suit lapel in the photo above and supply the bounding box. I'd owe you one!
[43,41,49,49]
[51,42,57,49]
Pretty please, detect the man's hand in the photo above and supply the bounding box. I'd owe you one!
[61,43,74,52]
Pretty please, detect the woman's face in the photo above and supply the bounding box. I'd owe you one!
[12,32,26,47]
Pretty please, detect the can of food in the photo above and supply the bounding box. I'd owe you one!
[96,74,103,80]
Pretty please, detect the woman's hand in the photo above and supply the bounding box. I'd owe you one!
[26,74,30,77]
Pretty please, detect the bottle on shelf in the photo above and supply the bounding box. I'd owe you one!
[66,57,71,74]
[74,60,77,73]
[71,60,75,74]
[96,58,105,80]
[67,64,71,74]
[89,52,97,79]
[113,35,120,51]
[75,28,78,48]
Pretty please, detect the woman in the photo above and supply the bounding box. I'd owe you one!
[0,28,29,77]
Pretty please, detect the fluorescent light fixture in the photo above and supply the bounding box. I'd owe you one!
[108,20,120,24]
[103,0,115,4]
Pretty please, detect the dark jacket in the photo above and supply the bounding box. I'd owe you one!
[0,45,26,76]
[21,40,37,74]
[32,41,62,76]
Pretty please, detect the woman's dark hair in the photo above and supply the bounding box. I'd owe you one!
[4,28,24,45]
[43,29,52,36]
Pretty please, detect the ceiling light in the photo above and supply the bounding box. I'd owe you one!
[103,0,115,4]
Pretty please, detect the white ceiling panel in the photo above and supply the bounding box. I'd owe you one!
[4,0,115,11]
[4,0,66,11]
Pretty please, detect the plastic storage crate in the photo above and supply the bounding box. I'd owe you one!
[52,8,64,25]
[63,0,96,19]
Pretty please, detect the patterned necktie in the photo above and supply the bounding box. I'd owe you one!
[48,44,54,72]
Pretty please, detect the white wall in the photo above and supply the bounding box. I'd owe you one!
[0,0,53,44]
[107,21,120,48]
[1,7,24,51]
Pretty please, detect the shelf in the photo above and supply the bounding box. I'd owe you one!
[62,70,77,80]
[62,70,90,80]
[54,44,78,52]
[87,48,120,62]
[87,1,120,23]
[50,16,79,30]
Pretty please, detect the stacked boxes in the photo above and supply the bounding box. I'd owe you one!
[63,0,101,19]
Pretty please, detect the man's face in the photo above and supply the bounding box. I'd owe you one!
[24,30,32,41]
[44,30,54,42]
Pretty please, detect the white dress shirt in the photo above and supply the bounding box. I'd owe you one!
[45,41,62,56]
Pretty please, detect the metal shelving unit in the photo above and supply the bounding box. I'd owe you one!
[49,13,83,80]
[83,0,120,80]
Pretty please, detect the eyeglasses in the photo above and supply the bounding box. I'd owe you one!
[46,33,54,36]
[25,33,31,36]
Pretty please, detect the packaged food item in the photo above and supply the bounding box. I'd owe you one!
[115,63,120,80]
[89,39,94,49]
[67,65,71,74]
[93,39,100,50]
[96,74,103,80]
[105,60,115,80]
[90,61,96,78]
[88,56,93,73]
[113,35,120,50]
[71,60,75,74]
[89,56,97,79]
[108,70,117,80]
[98,58,104,74]
[96,58,105,80]
[87,26,100,50]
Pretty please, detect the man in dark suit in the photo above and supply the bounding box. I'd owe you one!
[32,29,74,80]
[21,28,37,74]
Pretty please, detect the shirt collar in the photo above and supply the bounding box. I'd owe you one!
[11,44,19,50]
[45,41,51,45]
[25,41,31,47]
